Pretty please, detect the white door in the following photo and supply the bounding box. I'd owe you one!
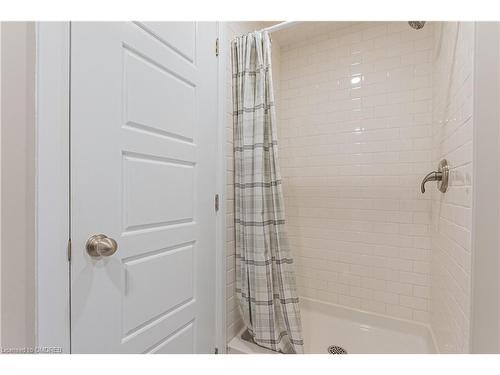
[70,22,218,353]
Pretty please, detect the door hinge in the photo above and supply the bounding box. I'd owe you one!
[215,38,219,57]
[67,238,72,262]
[215,194,220,212]
[214,347,219,354]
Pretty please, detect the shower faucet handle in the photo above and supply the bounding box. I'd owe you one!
[420,171,442,193]
[420,159,449,194]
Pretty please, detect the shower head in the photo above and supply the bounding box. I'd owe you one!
[408,21,426,30]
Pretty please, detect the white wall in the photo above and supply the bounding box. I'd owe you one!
[0,22,2,348]
[0,21,36,350]
[430,22,475,354]
[470,21,500,354]
[276,22,435,323]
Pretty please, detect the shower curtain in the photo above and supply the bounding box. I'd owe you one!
[231,31,304,354]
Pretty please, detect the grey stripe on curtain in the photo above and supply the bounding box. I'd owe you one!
[231,30,304,354]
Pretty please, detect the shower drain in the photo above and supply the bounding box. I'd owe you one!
[327,345,348,354]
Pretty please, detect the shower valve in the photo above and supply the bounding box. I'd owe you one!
[420,159,449,194]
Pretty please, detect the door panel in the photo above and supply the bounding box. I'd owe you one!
[122,243,194,335]
[123,154,195,230]
[124,47,196,140]
[148,323,195,354]
[135,22,196,63]
[70,22,217,353]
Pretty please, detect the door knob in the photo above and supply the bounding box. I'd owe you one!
[421,159,449,194]
[86,234,118,257]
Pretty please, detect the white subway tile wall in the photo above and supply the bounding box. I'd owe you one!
[276,22,435,323]
[430,22,474,353]
[224,21,475,352]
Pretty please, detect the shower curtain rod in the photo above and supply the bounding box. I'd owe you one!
[260,21,303,33]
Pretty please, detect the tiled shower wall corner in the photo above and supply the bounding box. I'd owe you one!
[430,22,474,354]
[276,22,435,323]
[223,22,280,343]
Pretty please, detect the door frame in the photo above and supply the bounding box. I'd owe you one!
[35,21,227,354]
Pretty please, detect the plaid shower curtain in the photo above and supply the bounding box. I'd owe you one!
[231,31,304,354]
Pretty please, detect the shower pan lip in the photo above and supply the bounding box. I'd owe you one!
[227,298,437,354]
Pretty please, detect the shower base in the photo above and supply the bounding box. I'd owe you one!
[227,298,437,354]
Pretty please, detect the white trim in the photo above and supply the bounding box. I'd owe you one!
[260,21,302,34]
[470,21,500,353]
[35,21,71,353]
[215,21,227,354]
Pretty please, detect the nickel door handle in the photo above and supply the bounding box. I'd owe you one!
[86,234,118,257]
